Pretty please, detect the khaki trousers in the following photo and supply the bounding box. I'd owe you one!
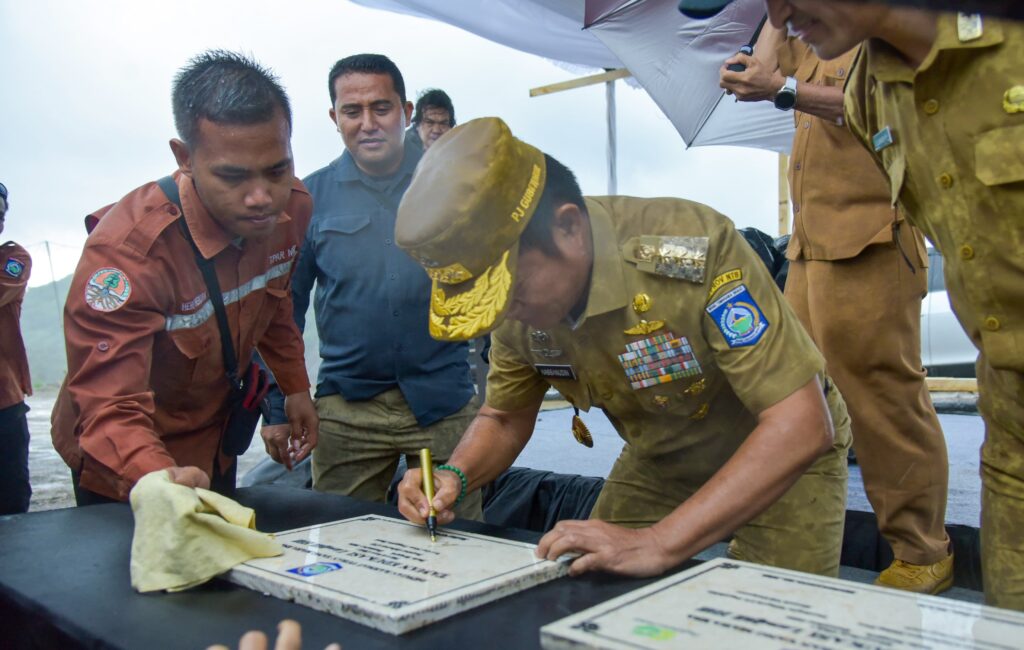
[312,389,483,521]
[591,381,851,577]
[978,356,1024,610]
[785,243,950,565]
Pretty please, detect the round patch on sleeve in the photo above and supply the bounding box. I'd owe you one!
[4,258,25,278]
[85,267,132,312]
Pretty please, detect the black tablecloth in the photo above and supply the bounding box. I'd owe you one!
[0,486,677,649]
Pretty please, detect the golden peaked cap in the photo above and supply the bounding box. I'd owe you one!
[396,117,547,341]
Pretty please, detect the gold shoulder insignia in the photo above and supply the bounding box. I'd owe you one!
[624,236,708,283]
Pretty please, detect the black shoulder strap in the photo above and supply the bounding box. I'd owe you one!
[156,176,241,387]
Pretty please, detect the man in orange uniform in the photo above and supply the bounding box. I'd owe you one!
[51,51,318,504]
[0,182,34,515]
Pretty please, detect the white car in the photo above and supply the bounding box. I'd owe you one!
[921,247,977,377]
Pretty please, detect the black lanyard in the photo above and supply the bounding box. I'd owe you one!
[156,176,242,389]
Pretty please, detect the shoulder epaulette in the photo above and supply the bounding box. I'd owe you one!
[623,235,708,283]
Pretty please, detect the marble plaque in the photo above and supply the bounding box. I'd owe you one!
[227,515,569,635]
[541,557,1024,649]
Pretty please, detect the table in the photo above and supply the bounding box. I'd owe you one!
[0,486,677,649]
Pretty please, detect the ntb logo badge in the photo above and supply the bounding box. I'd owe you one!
[287,562,343,577]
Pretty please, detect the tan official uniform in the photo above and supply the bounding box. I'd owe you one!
[845,13,1024,609]
[779,38,949,566]
[485,196,852,576]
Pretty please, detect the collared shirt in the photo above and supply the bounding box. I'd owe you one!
[486,197,824,484]
[295,138,473,427]
[52,173,312,500]
[0,241,32,410]
[778,39,923,262]
[845,13,1024,371]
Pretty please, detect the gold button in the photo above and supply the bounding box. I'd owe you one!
[939,173,954,189]
[959,244,974,260]
[985,316,1001,331]
[923,99,939,115]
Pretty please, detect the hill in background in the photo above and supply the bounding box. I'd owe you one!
[21,276,321,388]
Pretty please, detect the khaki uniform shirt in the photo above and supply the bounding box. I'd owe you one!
[0,242,32,411]
[845,14,1024,371]
[779,39,924,264]
[51,173,312,500]
[487,197,825,486]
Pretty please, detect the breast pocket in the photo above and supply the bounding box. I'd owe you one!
[251,286,289,343]
[975,123,1024,187]
[165,326,214,386]
[313,212,374,275]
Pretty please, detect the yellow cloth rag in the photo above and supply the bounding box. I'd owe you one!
[129,471,283,593]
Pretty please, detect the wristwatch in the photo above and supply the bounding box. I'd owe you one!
[774,76,798,111]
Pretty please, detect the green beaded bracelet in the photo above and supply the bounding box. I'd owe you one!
[436,464,468,506]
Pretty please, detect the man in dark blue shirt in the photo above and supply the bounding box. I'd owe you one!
[267,54,479,518]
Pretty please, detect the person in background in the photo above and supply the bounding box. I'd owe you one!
[718,23,952,594]
[262,55,481,518]
[409,88,456,151]
[681,0,1024,612]
[0,182,34,515]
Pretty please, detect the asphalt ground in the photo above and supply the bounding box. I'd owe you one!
[520,402,983,528]
[26,391,983,529]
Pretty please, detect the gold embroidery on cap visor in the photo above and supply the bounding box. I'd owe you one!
[428,248,515,341]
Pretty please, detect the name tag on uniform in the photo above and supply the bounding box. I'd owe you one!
[536,364,577,380]
[872,126,894,152]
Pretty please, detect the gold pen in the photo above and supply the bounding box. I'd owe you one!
[419,448,438,542]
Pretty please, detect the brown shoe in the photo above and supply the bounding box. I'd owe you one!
[874,554,954,595]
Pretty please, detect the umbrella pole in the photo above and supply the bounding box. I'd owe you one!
[605,70,618,195]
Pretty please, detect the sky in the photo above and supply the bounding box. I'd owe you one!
[0,0,781,288]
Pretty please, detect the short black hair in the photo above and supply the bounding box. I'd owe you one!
[520,154,586,257]
[412,89,456,126]
[172,50,292,147]
[328,54,406,105]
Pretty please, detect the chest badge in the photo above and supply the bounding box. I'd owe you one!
[1003,86,1024,114]
[530,330,563,359]
[571,407,594,448]
[618,331,702,390]
[623,293,665,336]
[957,13,983,42]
